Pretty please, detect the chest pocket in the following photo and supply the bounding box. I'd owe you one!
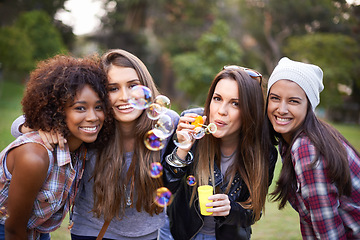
[33,189,64,218]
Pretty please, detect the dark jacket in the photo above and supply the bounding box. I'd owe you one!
[162,108,278,240]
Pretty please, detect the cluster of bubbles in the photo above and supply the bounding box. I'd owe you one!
[173,115,217,149]
[129,85,174,207]
[130,85,205,207]
[129,85,174,152]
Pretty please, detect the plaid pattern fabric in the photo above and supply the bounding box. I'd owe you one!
[285,134,360,239]
[0,132,84,239]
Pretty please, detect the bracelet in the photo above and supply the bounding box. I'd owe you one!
[165,147,194,167]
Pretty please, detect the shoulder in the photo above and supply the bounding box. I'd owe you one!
[291,134,316,156]
[7,142,50,176]
[180,107,204,117]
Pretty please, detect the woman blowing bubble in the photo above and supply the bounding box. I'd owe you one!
[266,57,360,239]
[0,55,112,239]
[160,66,277,240]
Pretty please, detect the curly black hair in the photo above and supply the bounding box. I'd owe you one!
[22,54,114,148]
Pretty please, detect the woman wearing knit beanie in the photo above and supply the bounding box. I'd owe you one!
[266,57,360,239]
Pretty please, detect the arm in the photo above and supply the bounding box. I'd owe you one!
[292,138,347,239]
[5,143,49,240]
[162,113,198,193]
[10,115,66,151]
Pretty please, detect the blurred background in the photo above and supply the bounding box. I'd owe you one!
[0,0,359,239]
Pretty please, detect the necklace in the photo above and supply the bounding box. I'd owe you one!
[221,150,237,162]
[124,184,132,206]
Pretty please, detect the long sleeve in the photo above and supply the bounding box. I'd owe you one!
[290,136,347,240]
[11,115,25,138]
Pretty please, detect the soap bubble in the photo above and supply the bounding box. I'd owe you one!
[154,95,171,113]
[186,175,197,186]
[173,130,193,149]
[192,127,205,139]
[154,187,173,207]
[150,162,163,178]
[128,85,152,110]
[144,130,165,151]
[146,103,162,120]
[153,114,174,139]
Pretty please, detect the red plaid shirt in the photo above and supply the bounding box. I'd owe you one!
[281,134,360,239]
[0,132,84,240]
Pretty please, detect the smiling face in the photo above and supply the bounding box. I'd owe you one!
[65,84,105,151]
[267,79,308,143]
[107,66,143,127]
[209,78,241,143]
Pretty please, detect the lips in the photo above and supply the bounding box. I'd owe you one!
[214,119,227,127]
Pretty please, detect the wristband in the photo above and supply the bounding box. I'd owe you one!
[165,147,193,167]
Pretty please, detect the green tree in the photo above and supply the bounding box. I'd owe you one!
[172,20,243,105]
[0,26,34,79]
[283,33,360,108]
[237,0,354,73]
[15,10,67,61]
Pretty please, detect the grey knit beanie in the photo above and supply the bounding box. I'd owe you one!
[267,57,324,110]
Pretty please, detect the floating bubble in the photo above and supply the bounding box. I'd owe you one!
[144,130,165,151]
[173,130,193,149]
[192,127,205,139]
[128,85,152,110]
[154,95,171,113]
[154,187,173,207]
[146,103,162,120]
[150,162,163,178]
[153,114,174,139]
[205,123,217,134]
[186,175,197,186]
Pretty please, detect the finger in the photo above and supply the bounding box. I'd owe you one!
[39,130,54,151]
[57,134,66,151]
[50,130,59,145]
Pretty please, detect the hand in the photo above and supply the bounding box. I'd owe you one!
[206,194,231,216]
[38,129,67,151]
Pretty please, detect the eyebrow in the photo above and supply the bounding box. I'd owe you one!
[108,79,141,85]
[213,92,239,101]
[269,92,303,100]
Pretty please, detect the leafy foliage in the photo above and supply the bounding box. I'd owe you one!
[0,26,34,74]
[15,10,67,61]
[172,20,243,104]
[283,33,360,108]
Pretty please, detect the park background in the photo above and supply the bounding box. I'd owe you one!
[0,0,360,239]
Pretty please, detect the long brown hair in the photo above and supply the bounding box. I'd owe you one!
[269,102,357,209]
[192,69,270,221]
[92,49,163,221]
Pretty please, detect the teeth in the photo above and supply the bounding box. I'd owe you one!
[276,117,290,122]
[117,105,132,110]
[81,126,97,131]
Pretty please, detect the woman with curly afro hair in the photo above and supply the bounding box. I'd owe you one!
[0,55,113,239]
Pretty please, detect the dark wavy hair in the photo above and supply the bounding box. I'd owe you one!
[22,54,113,149]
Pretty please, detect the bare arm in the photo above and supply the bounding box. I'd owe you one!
[5,143,49,240]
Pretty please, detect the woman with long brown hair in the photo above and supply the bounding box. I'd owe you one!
[267,57,360,239]
[160,66,277,240]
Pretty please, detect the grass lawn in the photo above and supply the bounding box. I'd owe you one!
[0,80,359,240]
